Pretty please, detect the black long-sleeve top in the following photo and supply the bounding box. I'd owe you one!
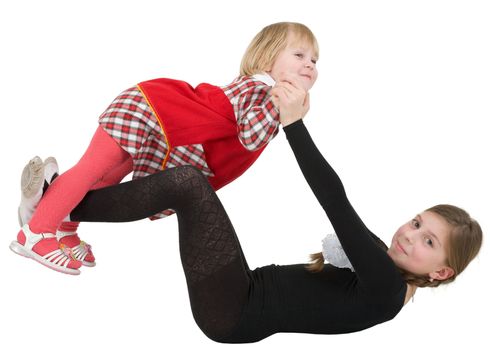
[223,120,407,342]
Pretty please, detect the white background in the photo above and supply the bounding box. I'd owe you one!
[1,0,489,349]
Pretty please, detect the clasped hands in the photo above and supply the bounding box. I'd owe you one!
[270,73,310,127]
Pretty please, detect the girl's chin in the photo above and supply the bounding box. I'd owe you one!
[301,83,312,91]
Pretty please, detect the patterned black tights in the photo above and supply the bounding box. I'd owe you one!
[71,166,250,340]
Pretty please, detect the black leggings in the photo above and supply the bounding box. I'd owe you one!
[71,166,250,341]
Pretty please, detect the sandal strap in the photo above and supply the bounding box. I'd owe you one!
[22,224,56,250]
[56,230,77,240]
[21,224,75,268]
[71,241,92,261]
[43,249,73,268]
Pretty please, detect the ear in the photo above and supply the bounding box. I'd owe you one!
[429,266,455,281]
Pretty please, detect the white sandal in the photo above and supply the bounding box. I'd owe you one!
[10,225,81,275]
[56,231,96,267]
[18,156,59,227]
[17,156,96,268]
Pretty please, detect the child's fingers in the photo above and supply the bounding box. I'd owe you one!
[277,80,306,105]
[271,86,289,104]
[272,84,291,100]
[274,82,294,94]
[277,73,304,91]
[271,95,279,107]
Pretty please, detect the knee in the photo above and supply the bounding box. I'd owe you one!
[172,166,210,188]
[149,166,210,201]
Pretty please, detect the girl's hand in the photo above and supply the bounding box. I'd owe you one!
[271,74,310,127]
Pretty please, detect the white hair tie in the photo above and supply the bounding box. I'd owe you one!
[322,234,354,272]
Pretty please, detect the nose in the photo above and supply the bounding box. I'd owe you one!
[403,233,413,245]
[304,61,313,69]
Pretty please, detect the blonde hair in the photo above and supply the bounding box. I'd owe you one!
[240,22,319,76]
[307,204,483,288]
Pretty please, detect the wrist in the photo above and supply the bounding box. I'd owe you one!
[281,114,302,127]
[283,119,304,131]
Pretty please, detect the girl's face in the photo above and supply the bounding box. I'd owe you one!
[267,33,318,91]
[387,211,455,281]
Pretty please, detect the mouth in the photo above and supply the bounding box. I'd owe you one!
[395,240,407,255]
[300,74,312,80]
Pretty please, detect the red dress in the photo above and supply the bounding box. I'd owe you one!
[137,78,267,190]
[99,75,279,219]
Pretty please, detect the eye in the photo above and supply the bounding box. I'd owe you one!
[425,237,434,247]
[411,219,420,229]
[294,53,304,59]
[311,58,317,64]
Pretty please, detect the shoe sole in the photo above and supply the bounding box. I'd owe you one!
[21,156,44,199]
[19,157,45,226]
[9,241,81,275]
[18,156,60,227]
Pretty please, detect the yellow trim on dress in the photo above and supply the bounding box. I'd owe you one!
[136,84,170,170]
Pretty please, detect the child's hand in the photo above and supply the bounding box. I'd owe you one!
[271,74,310,127]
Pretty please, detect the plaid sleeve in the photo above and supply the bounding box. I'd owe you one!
[236,84,280,151]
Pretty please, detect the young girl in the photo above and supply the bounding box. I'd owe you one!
[27,79,482,341]
[11,22,319,274]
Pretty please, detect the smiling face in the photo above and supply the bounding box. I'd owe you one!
[387,211,455,281]
[267,33,318,91]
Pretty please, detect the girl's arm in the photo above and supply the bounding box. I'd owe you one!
[284,120,405,298]
[236,84,280,151]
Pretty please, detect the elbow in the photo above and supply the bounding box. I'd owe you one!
[242,142,261,152]
[238,135,262,152]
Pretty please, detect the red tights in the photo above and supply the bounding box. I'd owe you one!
[29,126,133,235]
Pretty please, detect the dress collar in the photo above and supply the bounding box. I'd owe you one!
[251,72,276,86]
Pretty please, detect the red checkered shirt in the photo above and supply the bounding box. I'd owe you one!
[99,74,279,218]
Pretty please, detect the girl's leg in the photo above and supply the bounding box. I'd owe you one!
[57,157,133,260]
[16,126,131,269]
[29,126,130,233]
[91,156,134,190]
[70,166,250,339]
